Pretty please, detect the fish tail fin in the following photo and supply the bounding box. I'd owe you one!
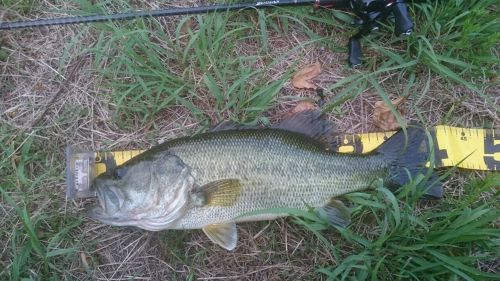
[377,126,443,198]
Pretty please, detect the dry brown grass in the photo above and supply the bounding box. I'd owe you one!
[65,219,342,280]
[0,0,498,280]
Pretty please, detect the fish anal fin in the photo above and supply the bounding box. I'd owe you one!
[202,222,237,250]
[273,110,339,149]
[422,174,443,199]
[316,199,351,228]
[197,179,242,207]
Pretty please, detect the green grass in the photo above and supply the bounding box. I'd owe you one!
[71,0,315,127]
[0,0,39,16]
[236,174,499,280]
[0,0,499,279]
[0,126,82,280]
[72,0,499,125]
[325,0,499,113]
[68,0,354,127]
[314,175,500,280]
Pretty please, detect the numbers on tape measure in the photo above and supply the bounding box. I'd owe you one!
[460,131,467,141]
[433,126,499,171]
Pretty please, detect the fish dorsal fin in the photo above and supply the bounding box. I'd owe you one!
[193,179,242,207]
[210,121,259,132]
[316,199,351,228]
[273,110,339,148]
[202,222,237,250]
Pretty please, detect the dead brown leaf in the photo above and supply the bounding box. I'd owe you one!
[80,252,90,271]
[373,97,406,131]
[291,63,321,89]
[180,18,195,34]
[5,109,18,118]
[284,100,317,118]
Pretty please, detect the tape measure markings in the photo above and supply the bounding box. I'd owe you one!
[90,126,498,176]
[65,126,498,199]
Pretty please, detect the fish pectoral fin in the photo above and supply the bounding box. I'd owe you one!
[198,179,242,207]
[316,199,351,228]
[202,222,237,250]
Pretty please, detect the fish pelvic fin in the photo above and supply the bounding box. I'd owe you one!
[194,179,242,207]
[377,126,443,199]
[316,199,351,228]
[202,222,237,250]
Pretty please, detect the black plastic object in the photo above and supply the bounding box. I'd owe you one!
[348,37,363,67]
[391,1,413,35]
[346,0,414,67]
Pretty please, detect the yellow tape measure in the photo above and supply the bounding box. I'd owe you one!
[433,126,499,170]
[334,125,499,171]
[66,126,498,198]
[93,126,499,174]
[94,150,145,176]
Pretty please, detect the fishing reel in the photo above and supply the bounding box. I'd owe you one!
[318,0,414,67]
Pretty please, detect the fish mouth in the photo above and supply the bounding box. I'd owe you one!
[88,186,115,222]
[87,160,194,230]
[88,180,192,230]
[87,205,129,225]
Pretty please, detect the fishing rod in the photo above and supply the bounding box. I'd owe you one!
[0,0,414,66]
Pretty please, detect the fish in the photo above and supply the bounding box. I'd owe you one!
[89,111,443,250]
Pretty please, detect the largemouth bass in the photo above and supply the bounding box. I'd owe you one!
[89,112,442,250]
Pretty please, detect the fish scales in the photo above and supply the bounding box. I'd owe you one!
[90,124,443,250]
[144,129,388,229]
